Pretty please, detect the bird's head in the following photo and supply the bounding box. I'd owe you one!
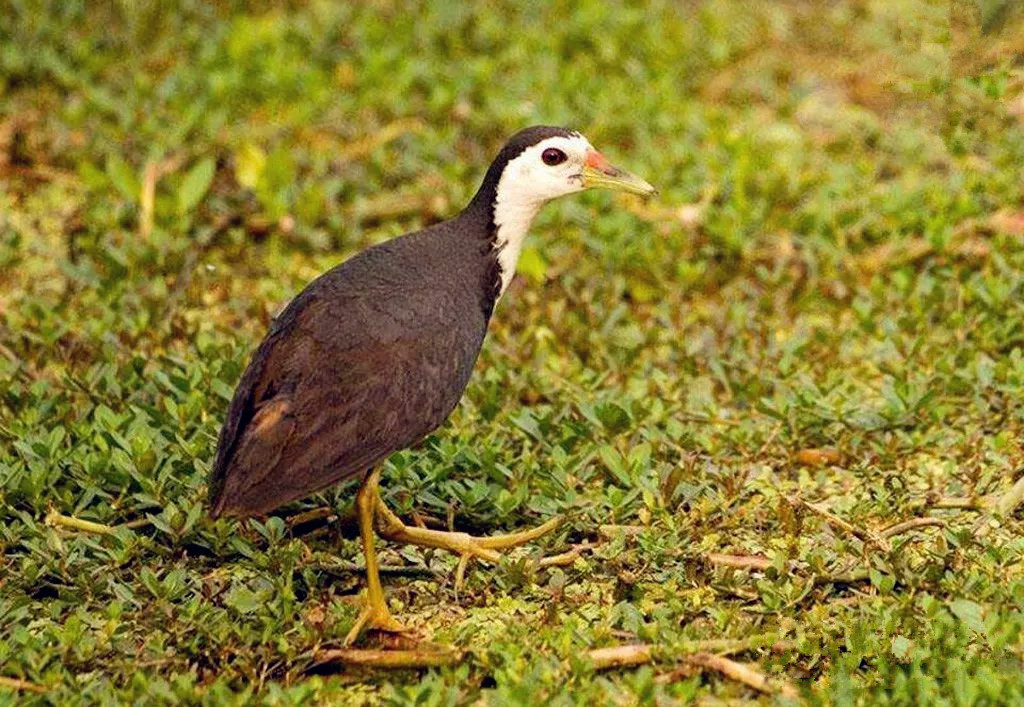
[467,125,656,298]
[491,127,656,206]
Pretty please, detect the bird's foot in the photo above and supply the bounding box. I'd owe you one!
[343,596,409,646]
[373,499,563,590]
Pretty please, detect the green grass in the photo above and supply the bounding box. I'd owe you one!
[4,0,1024,703]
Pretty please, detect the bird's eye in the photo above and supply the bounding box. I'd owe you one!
[541,148,567,166]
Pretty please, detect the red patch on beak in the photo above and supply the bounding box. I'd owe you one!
[585,149,612,171]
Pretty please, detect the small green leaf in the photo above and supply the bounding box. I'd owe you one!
[509,409,541,440]
[949,599,986,636]
[596,402,632,434]
[235,143,266,190]
[891,635,913,662]
[106,154,139,202]
[177,157,216,213]
[598,444,631,485]
[224,585,262,615]
[264,146,296,192]
[213,378,235,401]
[869,568,894,594]
[517,245,547,285]
[138,568,162,598]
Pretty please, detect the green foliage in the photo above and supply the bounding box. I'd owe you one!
[3,0,1024,702]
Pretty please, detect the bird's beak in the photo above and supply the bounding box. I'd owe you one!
[581,149,657,197]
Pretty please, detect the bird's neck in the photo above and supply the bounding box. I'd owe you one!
[463,168,544,299]
[490,189,542,297]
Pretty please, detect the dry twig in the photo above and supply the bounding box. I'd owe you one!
[799,500,891,552]
[927,496,987,510]
[880,517,946,538]
[587,644,654,670]
[706,553,772,571]
[313,648,463,669]
[587,635,787,670]
[586,640,796,698]
[681,653,798,699]
[996,475,1024,516]
[0,676,47,694]
[915,472,1024,515]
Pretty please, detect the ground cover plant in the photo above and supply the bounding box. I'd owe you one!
[3,0,1024,703]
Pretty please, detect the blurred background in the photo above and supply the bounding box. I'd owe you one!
[3,1,1024,702]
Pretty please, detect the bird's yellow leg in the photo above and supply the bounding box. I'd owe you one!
[373,497,563,589]
[343,468,407,646]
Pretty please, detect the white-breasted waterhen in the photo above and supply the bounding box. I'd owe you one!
[208,126,655,643]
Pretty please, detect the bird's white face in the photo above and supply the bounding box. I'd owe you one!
[490,129,655,297]
[497,133,594,205]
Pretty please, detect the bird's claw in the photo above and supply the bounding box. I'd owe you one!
[343,598,409,646]
[452,540,589,593]
[372,500,565,589]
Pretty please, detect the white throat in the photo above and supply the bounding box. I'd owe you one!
[489,132,590,297]
[492,186,543,297]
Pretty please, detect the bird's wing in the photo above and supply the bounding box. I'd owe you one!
[208,289,483,517]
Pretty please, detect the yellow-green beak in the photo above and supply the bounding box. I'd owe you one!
[581,148,656,197]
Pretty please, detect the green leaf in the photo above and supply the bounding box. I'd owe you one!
[517,245,548,285]
[177,157,216,214]
[264,146,296,192]
[598,444,631,485]
[224,584,269,615]
[596,402,632,434]
[509,409,541,440]
[212,378,235,401]
[234,143,266,190]
[139,567,162,598]
[949,599,986,636]
[106,154,139,202]
[869,568,894,594]
[891,635,913,662]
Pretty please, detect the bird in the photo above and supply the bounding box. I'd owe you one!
[208,126,655,643]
